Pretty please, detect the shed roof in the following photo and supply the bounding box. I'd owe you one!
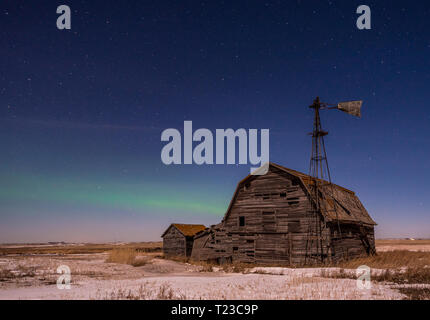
[161,223,206,238]
[222,162,376,226]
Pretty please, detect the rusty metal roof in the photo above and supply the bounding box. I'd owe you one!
[162,223,207,237]
[271,163,376,225]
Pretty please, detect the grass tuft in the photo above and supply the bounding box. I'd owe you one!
[398,287,430,300]
[96,282,187,300]
[335,250,430,269]
[105,248,148,267]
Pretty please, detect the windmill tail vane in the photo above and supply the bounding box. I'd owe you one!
[336,100,363,118]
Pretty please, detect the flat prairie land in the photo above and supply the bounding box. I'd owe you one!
[0,240,428,300]
[0,242,162,255]
[376,239,430,252]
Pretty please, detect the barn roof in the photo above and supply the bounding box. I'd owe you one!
[222,162,376,226]
[161,223,207,238]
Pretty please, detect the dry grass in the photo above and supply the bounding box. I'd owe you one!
[106,248,137,265]
[187,259,252,273]
[221,262,253,273]
[319,268,350,279]
[184,250,430,271]
[321,266,430,300]
[0,242,162,255]
[334,250,430,269]
[398,287,430,300]
[0,265,38,282]
[131,258,148,267]
[95,282,187,300]
[320,250,430,286]
[372,268,430,285]
[187,259,294,273]
[105,248,149,267]
[0,269,16,281]
[197,262,215,272]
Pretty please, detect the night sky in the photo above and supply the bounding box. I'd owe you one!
[1,0,430,242]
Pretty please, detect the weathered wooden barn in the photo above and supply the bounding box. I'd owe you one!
[191,163,376,265]
[161,223,206,258]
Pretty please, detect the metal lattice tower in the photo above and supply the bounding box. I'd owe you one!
[305,97,344,264]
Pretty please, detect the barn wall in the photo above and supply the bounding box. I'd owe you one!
[191,233,216,261]
[162,226,186,257]
[329,224,375,260]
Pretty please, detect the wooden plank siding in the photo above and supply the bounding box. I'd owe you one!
[162,226,186,257]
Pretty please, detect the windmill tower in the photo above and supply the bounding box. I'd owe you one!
[305,97,363,263]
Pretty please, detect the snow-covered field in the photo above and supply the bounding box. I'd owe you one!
[0,273,404,300]
[376,245,430,252]
[2,240,430,300]
[0,251,410,300]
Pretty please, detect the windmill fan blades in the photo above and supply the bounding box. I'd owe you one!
[337,100,363,117]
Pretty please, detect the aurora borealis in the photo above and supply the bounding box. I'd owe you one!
[1,1,430,242]
[0,117,237,241]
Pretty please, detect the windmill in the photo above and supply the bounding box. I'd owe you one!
[305,97,363,263]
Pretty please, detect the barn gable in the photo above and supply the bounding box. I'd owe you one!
[221,166,310,235]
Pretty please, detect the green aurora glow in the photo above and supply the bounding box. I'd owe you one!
[1,173,227,217]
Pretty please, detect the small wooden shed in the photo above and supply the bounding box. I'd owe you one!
[161,223,206,258]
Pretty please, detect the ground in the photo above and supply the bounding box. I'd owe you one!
[0,240,429,300]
